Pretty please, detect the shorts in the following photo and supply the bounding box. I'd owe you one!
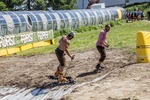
[96,45,106,62]
[55,48,66,66]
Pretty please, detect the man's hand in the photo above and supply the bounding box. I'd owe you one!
[103,41,109,48]
[105,44,109,48]
[71,55,75,60]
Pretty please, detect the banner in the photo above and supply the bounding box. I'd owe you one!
[0,30,53,49]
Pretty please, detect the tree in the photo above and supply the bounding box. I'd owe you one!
[0,0,77,11]
[35,0,47,10]
[19,0,77,10]
[47,0,77,10]
[0,0,24,11]
[27,0,31,10]
[0,1,8,11]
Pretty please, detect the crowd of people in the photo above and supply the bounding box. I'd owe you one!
[126,8,144,23]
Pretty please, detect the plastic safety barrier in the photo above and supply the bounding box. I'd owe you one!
[136,31,150,63]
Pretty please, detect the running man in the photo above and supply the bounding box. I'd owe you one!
[54,32,75,82]
[95,24,111,70]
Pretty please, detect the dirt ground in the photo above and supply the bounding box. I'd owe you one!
[0,48,149,99]
[62,63,150,100]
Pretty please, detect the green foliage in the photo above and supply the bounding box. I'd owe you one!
[55,22,127,37]
[53,31,60,38]
[54,28,72,38]
[54,25,99,38]
[75,25,99,33]
[108,19,124,27]
[0,0,24,11]
[12,0,24,4]
[124,2,150,11]
[48,0,77,10]
[0,0,77,11]
[100,19,125,29]
[35,0,47,10]
[0,1,8,11]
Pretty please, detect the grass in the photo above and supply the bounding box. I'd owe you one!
[17,21,150,56]
[108,21,150,48]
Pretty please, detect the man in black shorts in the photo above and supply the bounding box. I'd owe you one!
[54,32,75,82]
[95,24,111,70]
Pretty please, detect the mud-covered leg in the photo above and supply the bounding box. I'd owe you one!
[57,71,68,82]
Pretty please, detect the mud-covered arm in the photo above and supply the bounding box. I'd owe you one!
[103,41,109,47]
[65,49,72,59]
[102,33,109,47]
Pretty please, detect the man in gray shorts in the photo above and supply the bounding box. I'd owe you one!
[54,32,75,82]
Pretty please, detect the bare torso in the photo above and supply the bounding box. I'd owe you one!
[58,36,70,51]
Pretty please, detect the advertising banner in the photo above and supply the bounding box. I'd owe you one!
[0,30,53,49]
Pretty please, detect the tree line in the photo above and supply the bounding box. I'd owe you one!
[0,0,77,11]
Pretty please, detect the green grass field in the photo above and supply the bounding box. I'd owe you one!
[17,21,150,56]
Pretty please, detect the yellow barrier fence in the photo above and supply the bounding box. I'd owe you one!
[0,39,54,56]
[136,31,150,63]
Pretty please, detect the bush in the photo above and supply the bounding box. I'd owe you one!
[102,19,124,28]
[75,25,99,33]
[54,31,60,38]
[54,20,124,38]
[0,2,8,11]
[54,28,72,38]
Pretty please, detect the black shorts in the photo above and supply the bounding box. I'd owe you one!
[96,46,106,62]
[55,48,66,66]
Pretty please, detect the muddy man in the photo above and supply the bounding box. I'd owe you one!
[54,32,75,82]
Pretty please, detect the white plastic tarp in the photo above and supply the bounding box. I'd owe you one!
[52,13,61,30]
[64,13,72,28]
[99,10,105,22]
[84,12,91,25]
[22,14,32,31]
[39,13,48,31]
[92,11,99,25]
[74,12,82,26]
[0,24,1,32]
[2,15,14,34]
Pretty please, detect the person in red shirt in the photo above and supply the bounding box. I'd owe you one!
[95,24,111,70]
[54,32,75,82]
